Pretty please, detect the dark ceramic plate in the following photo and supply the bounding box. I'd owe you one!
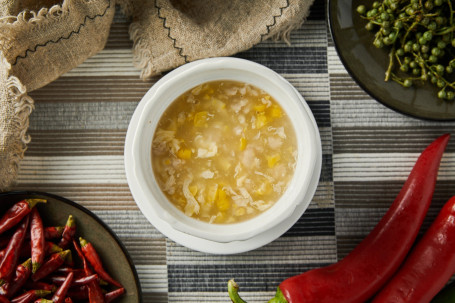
[0,191,142,303]
[328,0,455,121]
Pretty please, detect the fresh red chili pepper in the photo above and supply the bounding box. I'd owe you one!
[0,215,30,282]
[10,290,50,303]
[30,208,45,274]
[51,274,98,286]
[228,133,450,303]
[43,226,64,240]
[372,195,455,303]
[0,295,9,303]
[52,272,74,303]
[72,240,105,303]
[79,237,122,288]
[58,216,75,249]
[0,200,45,236]
[1,259,32,298]
[105,288,125,303]
[32,250,70,282]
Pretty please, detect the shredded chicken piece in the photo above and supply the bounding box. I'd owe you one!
[183,177,200,216]
[251,200,273,211]
[254,171,275,182]
[267,126,286,139]
[152,129,181,155]
[162,174,176,195]
[201,170,214,179]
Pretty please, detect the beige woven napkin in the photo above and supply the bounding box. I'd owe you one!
[0,0,314,191]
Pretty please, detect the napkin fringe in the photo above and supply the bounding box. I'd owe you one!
[1,57,34,191]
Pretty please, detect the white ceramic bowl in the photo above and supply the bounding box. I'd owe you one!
[124,57,321,253]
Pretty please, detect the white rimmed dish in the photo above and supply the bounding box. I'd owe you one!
[124,57,321,254]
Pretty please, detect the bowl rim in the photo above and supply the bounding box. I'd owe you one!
[125,57,322,246]
[0,190,143,303]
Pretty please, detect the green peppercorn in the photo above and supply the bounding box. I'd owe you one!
[357,5,367,14]
[403,79,413,87]
[438,90,447,99]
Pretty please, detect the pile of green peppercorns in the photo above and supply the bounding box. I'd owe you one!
[357,0,455,100]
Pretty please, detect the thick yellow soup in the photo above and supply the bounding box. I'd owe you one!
[151,80,297,224]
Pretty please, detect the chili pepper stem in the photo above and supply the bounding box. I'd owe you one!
[267,288,288,303]
[25,199,46,209]
[228,280,248,303]
[32,262,40,274]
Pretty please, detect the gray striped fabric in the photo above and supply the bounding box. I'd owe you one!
[12,0,455,302]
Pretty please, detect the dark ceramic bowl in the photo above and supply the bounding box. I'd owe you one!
[0,191,142,303]
[328,0,455,121]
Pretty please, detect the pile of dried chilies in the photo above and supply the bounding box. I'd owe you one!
[228,133,455,303]
[0,200,125,303]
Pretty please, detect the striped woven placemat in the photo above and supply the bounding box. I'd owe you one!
[13,0,455,302]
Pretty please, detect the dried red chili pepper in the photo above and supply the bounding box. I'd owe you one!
[52,272,74,303]
[372,195,455,302]
[23,281,56,293]
[228,134,450,303]
[56,267,84,277]
[58,216,75,249]
[10,290,50,303]
[43,226,64,240]
[0,238,10,249]
[64,251,74,267]
[1,259,32,298]
[64,297,73,303]
[20,241,62,259]
[0,295,9,303]
[0,216,30,282]
[0,200,45,236]
[79,237,122,288]
[72,240,105,303]
[30,208,45,274]
[32,250,70,282]
[105,288,125,303]
[66,285,88,301]
[51,274,98,286]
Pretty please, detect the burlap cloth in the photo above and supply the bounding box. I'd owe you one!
[0,0,314,191]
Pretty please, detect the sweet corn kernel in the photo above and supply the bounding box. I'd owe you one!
[270,105,282,118]
[267,154,281,168]
[216,198,230,211]
[235,207,246,216]
[255,112,268,129]
[239,136,247,151]
[218,188,227,201]
[163,158,171,165]
[177,148,192,159]
[254,104,266,112]
[189,185,198,196]
[194,111,208,127]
